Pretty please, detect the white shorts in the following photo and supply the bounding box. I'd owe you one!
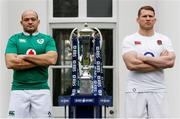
[125,92,168,118]
[8,90,52,118]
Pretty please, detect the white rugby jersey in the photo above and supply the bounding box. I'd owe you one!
[122,32,174,92]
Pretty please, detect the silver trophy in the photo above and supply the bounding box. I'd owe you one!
[70,23,103,95]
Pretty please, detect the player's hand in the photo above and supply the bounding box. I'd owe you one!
[137,53,145,61]
[17,55,27,60]
[160,50,169,56]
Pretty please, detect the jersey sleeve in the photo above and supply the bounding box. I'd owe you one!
[5,35,18,54]
[162,36,174,52]
[121,36,135,55]
[45,36,57,52]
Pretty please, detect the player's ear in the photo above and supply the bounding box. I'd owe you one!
[136,17,139,23]
[20,20,23,25]
[154,18,156,22]
[38,19,40,24]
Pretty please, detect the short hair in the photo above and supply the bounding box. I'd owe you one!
[21,10,39,20]
[138,6,155,17]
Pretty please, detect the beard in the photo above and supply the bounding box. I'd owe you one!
[24,27,37,34]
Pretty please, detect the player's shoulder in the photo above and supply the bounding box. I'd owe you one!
[38,33,53,39]
[155,32,171,41]
[9,32,23,40]
[38,32,51,37]
[11,32,22,37]
[123,32,138,41]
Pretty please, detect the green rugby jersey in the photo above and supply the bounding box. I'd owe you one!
[5,32,57,90]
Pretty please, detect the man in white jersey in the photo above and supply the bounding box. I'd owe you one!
[122,5,175,118]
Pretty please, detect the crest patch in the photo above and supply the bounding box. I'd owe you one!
[37,39,44,44]
[157,40,162,45]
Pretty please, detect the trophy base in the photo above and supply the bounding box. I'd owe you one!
[79,78,92,95]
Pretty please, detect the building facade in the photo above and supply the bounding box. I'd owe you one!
[1,0,180,118]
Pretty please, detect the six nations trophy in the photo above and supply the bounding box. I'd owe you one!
[58,24,112,118]
[70,23,104,96]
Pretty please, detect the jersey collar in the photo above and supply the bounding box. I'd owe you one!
[23,32,39,36]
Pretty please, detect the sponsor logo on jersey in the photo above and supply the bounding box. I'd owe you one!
[134,41,141,45]
[144,52,155,57]
[157,39,162,45]
[48,111,52,117]
[37,39,44,44]
[132,88,136,92]
[19,39,26,43]
[8,110,15,116]
[26,49,36,55]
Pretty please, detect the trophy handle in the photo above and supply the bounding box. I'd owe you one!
[69,27,78,50]
[93,27,103,49]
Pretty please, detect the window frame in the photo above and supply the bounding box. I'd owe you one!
[48,0,118,23]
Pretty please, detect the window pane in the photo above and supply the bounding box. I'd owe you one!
[52,28,113,106]
[52,29,72,106]
[87,0,112,17]
[52,68,72,106]
[53,29,72,65]
[53,0,78,17]
[103,69,113,96]
[100,29,113,65]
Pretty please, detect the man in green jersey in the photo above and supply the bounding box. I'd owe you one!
[5,10,57,118]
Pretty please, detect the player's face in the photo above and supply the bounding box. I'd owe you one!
[137,9,156,31]
[21,11,40,34]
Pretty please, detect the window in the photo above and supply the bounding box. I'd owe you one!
[53,0,112,18]
[53,0,78,17]
[87,0,112,17]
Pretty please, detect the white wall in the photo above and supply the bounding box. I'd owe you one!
[0,0,48,117]
[8,0,48,35]
[156,0,180,117]
[0,0,9,117]
[118,0,180,117]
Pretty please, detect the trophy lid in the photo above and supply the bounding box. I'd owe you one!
[79,23,94,36]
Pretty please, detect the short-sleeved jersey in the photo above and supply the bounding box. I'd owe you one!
[5,32,57,90]
[122,32,174,92]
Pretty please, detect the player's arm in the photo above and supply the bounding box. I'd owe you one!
[122,51,160,72]
[5,53,37,70]
[21,51,57,66]
[139,50,175,69]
